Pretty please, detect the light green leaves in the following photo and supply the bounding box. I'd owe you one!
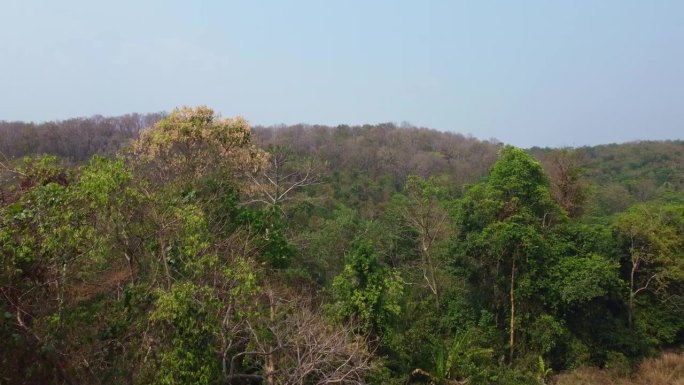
[331,241,403,334]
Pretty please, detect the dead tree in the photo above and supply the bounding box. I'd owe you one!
[223,293,372,385]
[245,146,323,209]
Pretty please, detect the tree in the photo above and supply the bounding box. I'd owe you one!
[0,156,127,384]
[148,283,221,385]
[330,241,403,337]
[396,175,453,307]
[541,149,588,218]
[245,145,323,210]
[130,106,267,187]
[614,204,684,329]
[122,109,300,384]
[454,146,564,363]
[224,293,372,385]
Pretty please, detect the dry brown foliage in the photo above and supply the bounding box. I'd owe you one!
[131,106,267,185]
[553,352,684,385]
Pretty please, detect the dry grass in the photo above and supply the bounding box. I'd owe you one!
[635,352,684,385]
[553,352,684,385]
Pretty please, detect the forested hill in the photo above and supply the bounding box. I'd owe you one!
[0,113,165,161]
[3,113,683,213]
[532,141,684,215]
[254,123,500,184]
[0,115,499,179]
[255,125,684,216]
[1,109,684,385]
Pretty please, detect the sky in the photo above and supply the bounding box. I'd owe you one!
[1,1,683,148]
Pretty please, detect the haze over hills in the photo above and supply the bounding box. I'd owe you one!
[3,2,684,148]
[3,0,684,383]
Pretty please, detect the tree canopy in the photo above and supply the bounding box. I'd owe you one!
[2,109,684,385]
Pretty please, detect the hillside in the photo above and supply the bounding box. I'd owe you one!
[3,113,683,212]
[1,109,683,385]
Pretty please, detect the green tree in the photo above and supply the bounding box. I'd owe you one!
[454,147,564,363]
[614,204,684,330]
[148,283,220,385]
[331,241,403,337]
[0,155,134,384]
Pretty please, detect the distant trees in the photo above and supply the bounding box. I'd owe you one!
[0,112,164,161]
[532,141,684,218]
[254,123,501,188]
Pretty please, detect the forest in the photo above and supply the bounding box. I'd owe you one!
[1,106,684,385]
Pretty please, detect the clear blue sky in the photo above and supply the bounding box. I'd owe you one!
[1,1,683,147]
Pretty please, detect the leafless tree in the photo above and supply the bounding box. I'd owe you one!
[540,149,588,217]
[399,175,452,307]
[245,146,324,209]
[223,292,372,385]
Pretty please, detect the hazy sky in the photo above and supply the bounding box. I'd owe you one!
[1,1,683,147]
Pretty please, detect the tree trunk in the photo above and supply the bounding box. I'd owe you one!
[509,257,516,363]
[422,245,440,308]
[629,253,639,329]
[265,291,276,385]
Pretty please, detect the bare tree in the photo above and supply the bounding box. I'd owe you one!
[223,292,372,385]
[540,149,588,217]
[245,146,323,209]
[399,175,452,307]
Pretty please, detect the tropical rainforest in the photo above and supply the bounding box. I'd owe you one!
[1,107,683,385]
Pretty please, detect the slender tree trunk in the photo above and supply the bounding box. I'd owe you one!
[429,257,440,308]
[494,259,501,328]
[628,253,639,329]
[628,292,634,329]
[509,257,516,363]
[421,245,440,308]
[420,229,440,309]
[265,291,276,385]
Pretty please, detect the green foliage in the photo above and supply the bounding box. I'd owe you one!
[77,156,132,207]
[433,329,494,383]
[613,202,684,339]
[549,254,620,306]
[3,115,684,385]
[536,355,553,384]
[330,241,403,335]
[454,147,565,361]
[148,283,220,385]
[604,351,632,377]
[235,207,294,268]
